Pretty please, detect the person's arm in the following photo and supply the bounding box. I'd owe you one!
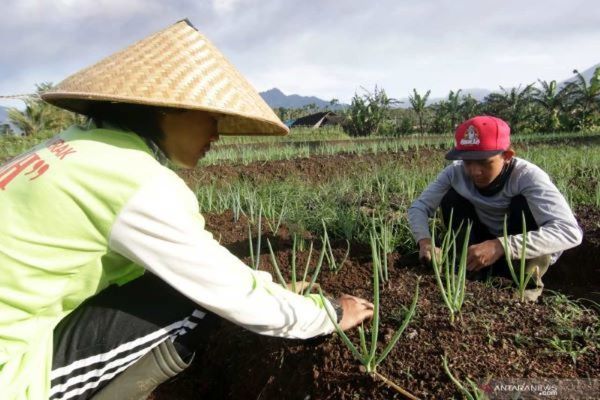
[500,167,583,259]
[408,165,453,239]
[109,172,349,339]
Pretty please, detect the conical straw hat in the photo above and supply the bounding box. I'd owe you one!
[42,19,288,136]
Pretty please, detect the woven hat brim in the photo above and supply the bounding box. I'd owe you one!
[42,93,288,136]
[40,20,289,137]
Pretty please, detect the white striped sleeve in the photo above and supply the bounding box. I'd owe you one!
[108,171,336,339]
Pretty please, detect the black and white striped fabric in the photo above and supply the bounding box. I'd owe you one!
[51,274,214,400]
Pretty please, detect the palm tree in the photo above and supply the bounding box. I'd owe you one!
[460,94,479,121]
[484,84,534,133]
[409,89,431,134]
[563,67,600,129]
[445,90,462,130]
[531,80,566,132]
[8,83,84,136]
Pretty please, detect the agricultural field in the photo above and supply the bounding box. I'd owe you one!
[149,128,600,399]
[2,127,599,398]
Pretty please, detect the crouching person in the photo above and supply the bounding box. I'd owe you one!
[0,20,374,400]
[408,116,582,300]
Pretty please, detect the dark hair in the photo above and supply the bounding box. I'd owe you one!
[85,102,180,143]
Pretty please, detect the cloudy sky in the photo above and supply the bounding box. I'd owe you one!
[1,0,599,107]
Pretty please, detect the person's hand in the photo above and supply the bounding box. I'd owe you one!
[466,239,504,271]
[337,294,374,331]
[418,238,442,266]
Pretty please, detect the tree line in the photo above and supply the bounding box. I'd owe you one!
[2,68,599,137]
[281,67,600,137]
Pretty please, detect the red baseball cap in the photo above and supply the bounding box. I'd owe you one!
[445,116,511,160]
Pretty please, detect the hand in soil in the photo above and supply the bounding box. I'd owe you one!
[417,238,441,266]
[338,294,374,331]
[466,238,504,271]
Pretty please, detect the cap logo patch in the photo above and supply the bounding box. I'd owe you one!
[460,125,481,146]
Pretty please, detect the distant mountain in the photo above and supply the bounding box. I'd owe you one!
[460,88,494,101]
[260,88,346,110]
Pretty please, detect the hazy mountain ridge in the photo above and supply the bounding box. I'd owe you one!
[260,63,599,109]
[259,88,346,110]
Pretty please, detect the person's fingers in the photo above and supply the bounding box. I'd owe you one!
[466,255,476,270]
[355,299,374,310]
[473,263,486,271]
[357,308,374,321]
[419,252,431,264]
[353,300,373,310]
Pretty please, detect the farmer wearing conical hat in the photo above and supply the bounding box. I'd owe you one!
[0,20,374,400]
[408,116,582,300]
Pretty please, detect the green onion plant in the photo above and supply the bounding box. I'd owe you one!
[502,213,534,302]
[319,246,419,374]
[266,233,326,296]
[441,354,487,400]
[247,205,263,270]
[430,210,471,324]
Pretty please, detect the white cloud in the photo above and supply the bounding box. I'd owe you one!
[212,0,247,16]
[11,0,163,21]
[0,0,599,104]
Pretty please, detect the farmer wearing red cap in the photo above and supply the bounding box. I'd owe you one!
[408,116,582,299]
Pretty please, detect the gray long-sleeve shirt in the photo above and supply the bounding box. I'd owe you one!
[408,157,583,262]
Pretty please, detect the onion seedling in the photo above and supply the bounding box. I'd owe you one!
[318,249,419,374]
[430,210,471,324]
[502,213,534,302]
[441,354,487,400]
[266,234,327,296]
[321,219,350,273]
[247,205,263,270]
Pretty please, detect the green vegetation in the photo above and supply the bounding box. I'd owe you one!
[247,206,263,270]
[4,66,598,147]
[342,86,396,137]
[318,251,419,374]
[543,293,600,365]
[266,234,325,296]
[430,211,471,324]
[502,214,534,302]
[441,355,487,400]
[191,141,599,257]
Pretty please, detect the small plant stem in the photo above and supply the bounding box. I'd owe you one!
[373,371,420,400]
[291,234,297,293]
[367,236,380,371]
[303,241,326,295]
[254,205,263,270]
[266,239,287,288]
[301,241,313,284]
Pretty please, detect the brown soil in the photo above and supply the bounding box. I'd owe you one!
[150,211,600,400]
[150,147,600,399]
[545,204,600,304]
[177,150,441,188]
[181,148,600,305]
